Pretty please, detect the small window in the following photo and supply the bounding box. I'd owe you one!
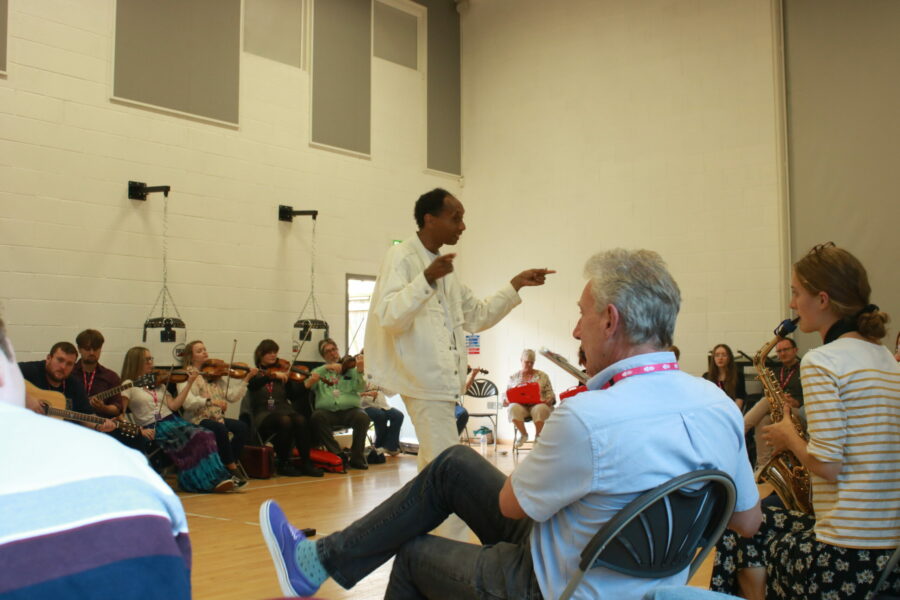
[346,275,376,355]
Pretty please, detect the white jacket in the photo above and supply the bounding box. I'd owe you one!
[365,236,521,402]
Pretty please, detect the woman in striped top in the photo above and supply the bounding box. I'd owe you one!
[712,243,900,600]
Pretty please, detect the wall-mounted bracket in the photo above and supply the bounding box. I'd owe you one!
[279,205,319,222]
[129,181,171,201]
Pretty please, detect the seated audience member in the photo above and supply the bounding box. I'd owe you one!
[305,339,371,470]
[703,343,746,410]
[894,330,899,362]
[455,366,485,438]
[74,328,149,452]
[504,348,555,447]
[0,320,192,600]
[120,346,238,493]
[178,340,253,484]
[359,350,404,456]
[742,336,804,470]
[711,243,900,600]
[247,339,323,478]
[259,249,761,599]
[19,340,117,434]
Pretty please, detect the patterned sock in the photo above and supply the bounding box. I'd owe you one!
[294,539,329,587]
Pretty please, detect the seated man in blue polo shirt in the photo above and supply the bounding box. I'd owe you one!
[259,248,762,599]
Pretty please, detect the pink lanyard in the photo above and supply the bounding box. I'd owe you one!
[82,369,97,396]
[602,362,680,389]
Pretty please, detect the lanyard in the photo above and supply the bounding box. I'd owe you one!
[778,365,797,389]
[83,369,97,396]
[602,362,680,389]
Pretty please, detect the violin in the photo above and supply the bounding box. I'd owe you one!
[260,358,309,383]
[199,359,253,380]
[339,354,358,375]
[151,368,191,385]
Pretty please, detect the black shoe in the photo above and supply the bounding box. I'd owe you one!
[299,461,324,477]
[349,458,368,470]
[277,460,303,477]
[228,467,249,484]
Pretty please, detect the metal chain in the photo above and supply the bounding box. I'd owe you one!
[146,193,182,320]
[295,218,321,321]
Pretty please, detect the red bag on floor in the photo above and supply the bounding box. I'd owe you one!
[241,445,275,479]
[293,448,346,473]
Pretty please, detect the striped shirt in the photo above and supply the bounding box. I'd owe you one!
[803,337,900,548]
[0,403,191,599]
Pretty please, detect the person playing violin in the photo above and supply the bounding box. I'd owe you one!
[177,340,254,485]
[120,347,238,493]
[305,338,371,470]
[247,339,323,478]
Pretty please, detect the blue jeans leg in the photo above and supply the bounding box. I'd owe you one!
[365,407,388,448]
[316,445,537,597]
[382,407,403,452]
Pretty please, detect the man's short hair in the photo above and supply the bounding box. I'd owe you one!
[777,337,797,349]
[583,249,681,348]
[414,188,451,229]
[521,348,536,362]
[75,329,105,350]
[49,341,78,357]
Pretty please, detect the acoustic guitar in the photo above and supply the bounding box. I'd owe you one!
[24,376,153,438]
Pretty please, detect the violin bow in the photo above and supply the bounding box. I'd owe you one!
[347,315,367,357]
[223,338,237,401]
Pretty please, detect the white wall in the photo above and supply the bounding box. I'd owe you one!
[1,1,791,443]
[0,1,454,370]
[455,0,788,440]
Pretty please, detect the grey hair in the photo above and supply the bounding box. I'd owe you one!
[0,319,9,361]
[583,249,681,348]
[521,348,536,362]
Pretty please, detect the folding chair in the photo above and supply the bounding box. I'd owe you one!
[874,544,900,600]
[462,378,499,451]
[559,469,736,600]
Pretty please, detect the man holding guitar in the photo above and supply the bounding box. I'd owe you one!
[19,340,117,434]
[72,329,151,450]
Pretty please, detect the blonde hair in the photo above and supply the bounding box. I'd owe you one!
[794,243,889,341]
[182,340,204,367]
[121,346,150,382]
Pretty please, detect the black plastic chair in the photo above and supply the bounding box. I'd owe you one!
[462,378,499,451]
[558,469,736,600]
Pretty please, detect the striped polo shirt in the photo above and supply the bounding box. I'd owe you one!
[0,403,191,599]
[803,337,900,548]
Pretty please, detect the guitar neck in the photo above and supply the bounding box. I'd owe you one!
[91,380,134,402]
[45,407,104,425]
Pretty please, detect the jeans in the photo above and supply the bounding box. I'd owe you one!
[365,406,404,452]
[199,417,248,466]
[317,445,543,600]
[310,407,371,463]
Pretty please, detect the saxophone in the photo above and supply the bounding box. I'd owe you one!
[753,318,814,515]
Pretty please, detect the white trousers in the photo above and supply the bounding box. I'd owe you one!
[402,396,459,471]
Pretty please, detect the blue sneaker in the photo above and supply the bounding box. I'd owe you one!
[259,500,319,597]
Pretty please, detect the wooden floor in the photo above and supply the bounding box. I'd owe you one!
[181,444,717,599]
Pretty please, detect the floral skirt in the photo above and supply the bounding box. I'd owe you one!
[155,415,231,493]
[711,503,900,600]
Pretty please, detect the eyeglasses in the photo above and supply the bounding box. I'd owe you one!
[145,357,155,363]
[808,241,836,255]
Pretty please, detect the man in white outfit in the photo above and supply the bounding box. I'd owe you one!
[365,188,554,469]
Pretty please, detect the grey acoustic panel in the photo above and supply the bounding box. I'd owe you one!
[0,0,7,72]
[374,1,418,70]
[245,0,304,68]
[783,0,900,324]
[311,0,371,154]
[415,0,460,175]
[113,0,241,124]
